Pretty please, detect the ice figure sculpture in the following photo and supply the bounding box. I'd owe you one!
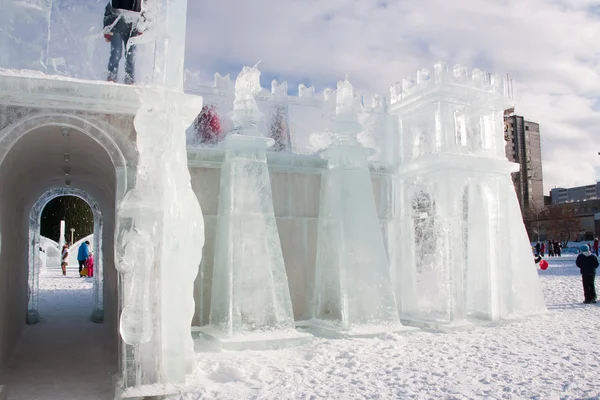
[389,63,546,330]
[198,66,311,350]
[303,77,412,337]
[117,89,204,386]
[114,0,204,387]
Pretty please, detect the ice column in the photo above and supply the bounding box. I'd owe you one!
[114,0,205,388]
[200,66,310,350]
[116,89,204,386]
[306,77,410,337]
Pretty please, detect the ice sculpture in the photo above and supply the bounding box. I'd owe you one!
[302,77,412,337]
[114,0,204,387]
[116,89,204,386]
[198,66,311,350]
[389,63,547,330]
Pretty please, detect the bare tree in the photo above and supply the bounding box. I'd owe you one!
[546,206,581,247]
[523,203,545,241]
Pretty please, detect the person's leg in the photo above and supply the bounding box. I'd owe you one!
[108,32,123,82]
[78,260,85,274]
[123,31,136,84]
[583,275,593,303]
[591,275,597,302]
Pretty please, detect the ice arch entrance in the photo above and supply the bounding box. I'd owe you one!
[28,189,104,324]
[0,110,136,374]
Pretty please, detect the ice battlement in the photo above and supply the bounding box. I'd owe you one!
[390,62,508,105]
[187,71,386,115]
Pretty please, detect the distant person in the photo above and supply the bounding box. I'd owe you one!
[555,241,562,257]
[103,1,143,84]
[575,245,598,304]
[85,251,94,279]
[540,242,546,257]
[78,241,91,278]
[548,240,554,257]
[594,238,599,257]
[61,244,69,276]
[535,242,541,257]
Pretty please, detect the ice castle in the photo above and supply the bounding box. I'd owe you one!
[0,0,547,396]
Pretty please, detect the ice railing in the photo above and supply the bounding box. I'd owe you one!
[1,0,112,80]
[0,0,168,85]
[184,71,397,165]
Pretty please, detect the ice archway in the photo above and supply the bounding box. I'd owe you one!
[27,188,104,324]
[0,108,137,370]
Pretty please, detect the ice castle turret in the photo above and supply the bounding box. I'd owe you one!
[388,63,546,330]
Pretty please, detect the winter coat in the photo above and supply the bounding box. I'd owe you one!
[576,253,599,275]
[77,243,90,261]
[104,3,143,35]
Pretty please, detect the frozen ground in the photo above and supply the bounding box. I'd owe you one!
[2,262,116,400]
[175,256,600,400]
[3,256,599,399]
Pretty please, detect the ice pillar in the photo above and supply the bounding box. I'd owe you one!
[201,66,309,350]
[308,78,409,336]
[59,220,65,248]
[117,90,204,386]
[134,0,189,89]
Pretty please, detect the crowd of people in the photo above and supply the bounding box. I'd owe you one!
[60,241,94,278]
[534,240,563,257]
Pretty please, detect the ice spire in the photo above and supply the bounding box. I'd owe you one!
[199,65,311,350]
[302,77,413,337]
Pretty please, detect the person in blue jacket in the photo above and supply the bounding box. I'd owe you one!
[77,241,91,277]
[576,245,598,304]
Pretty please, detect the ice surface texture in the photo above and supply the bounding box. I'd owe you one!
[312,78,402,333]
[208,66,296,337]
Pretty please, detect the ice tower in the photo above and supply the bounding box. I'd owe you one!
[303,78,413,337]
[198,66,311,350]
[388,63,547,330]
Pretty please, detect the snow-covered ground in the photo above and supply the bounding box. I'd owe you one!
[3,263,116,400]
[3,256,599,399]
[173,256,600,400]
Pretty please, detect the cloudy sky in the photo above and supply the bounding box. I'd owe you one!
[184,0,600,193]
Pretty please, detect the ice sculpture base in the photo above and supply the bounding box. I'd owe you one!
[89,308,103,324]
[26,310,40,325]
[117,383,198,399]
[400,317,474,333]
[297,319,419,338]
[192,326,312,351]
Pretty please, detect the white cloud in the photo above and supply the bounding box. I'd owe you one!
[184,0,600,192]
